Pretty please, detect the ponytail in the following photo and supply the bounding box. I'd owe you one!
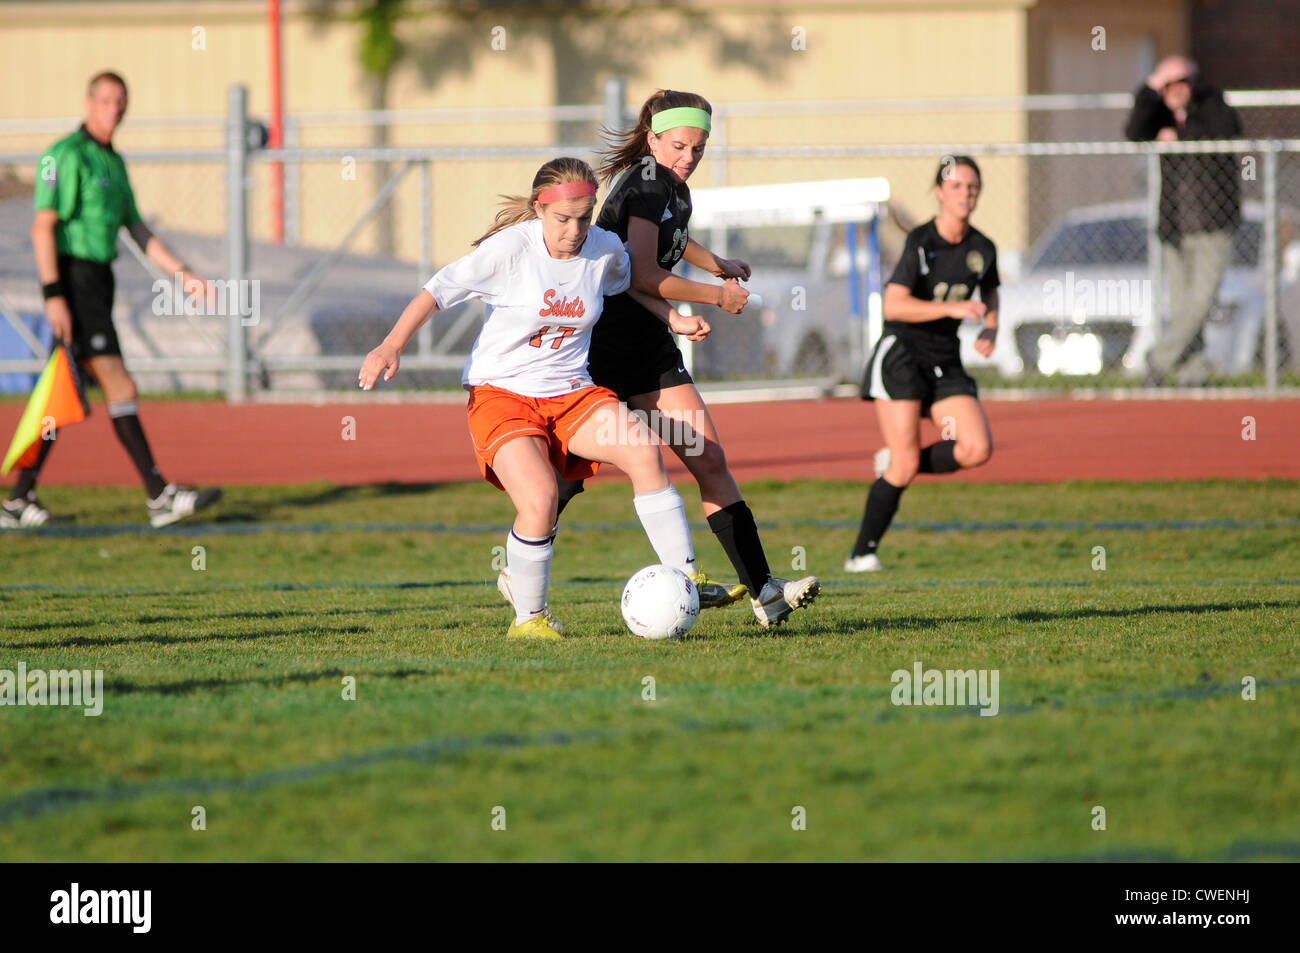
[596,89,713,183]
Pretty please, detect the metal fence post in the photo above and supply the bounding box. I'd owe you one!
[1144,150,1163,376]
[1262,146,1279,395]
[417,159,433,355]
[710,112,728,259]
[846,220,861,381]
[867,213,884,353]
[602,76,626,137]
[226,85,249,403]
[284,119,299,246]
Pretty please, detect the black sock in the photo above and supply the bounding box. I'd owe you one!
[555,477,585,517]
[919,440,960,474]
[706,500,770,594]
[9,436,56,501]
[109,402,166,498]
[851,477,906,557]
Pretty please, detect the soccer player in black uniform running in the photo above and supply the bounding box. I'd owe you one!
[4,71,220,529]
[847,155,998,572]
[556,89,819,627]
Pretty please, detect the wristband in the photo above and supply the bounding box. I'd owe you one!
[42,280,65,300]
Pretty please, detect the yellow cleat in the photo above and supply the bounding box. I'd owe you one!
[689,569,748,609]
[507,608,565,640]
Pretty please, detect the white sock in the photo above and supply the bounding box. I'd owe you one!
[506,529,553,625]
[633,485,695,574]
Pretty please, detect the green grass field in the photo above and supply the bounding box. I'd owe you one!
[1,478,1297,861]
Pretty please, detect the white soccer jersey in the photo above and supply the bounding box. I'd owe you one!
[424,218,632,398]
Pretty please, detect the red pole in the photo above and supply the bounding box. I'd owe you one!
[268,0,284,243]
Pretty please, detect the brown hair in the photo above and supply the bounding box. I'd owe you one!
[87,71,128,97]
[471,157,599,247]
[935,154,981,186]
[597,89,713,182]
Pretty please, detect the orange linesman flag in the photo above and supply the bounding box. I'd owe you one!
[2,345,90,476]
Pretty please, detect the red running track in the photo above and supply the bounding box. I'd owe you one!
[1,397,1296,489]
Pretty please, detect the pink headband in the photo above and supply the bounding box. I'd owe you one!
[536,181,596,204]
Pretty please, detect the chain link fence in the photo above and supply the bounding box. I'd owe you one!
[1,86,1297,398]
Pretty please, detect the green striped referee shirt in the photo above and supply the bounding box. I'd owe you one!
[34,124,142,264]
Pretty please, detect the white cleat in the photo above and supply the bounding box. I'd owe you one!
[873,447,891,479]
[1,495,53,528]
[148,483,222,528]
[844,553,883,573]
[751,575,820,628]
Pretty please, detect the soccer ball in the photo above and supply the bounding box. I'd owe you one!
[620,565,699,640]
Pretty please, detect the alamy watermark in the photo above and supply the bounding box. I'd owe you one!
[1043,272,1152,321]
[0,663,103,716]
[151,273,261,326]
[50,883,150,933]
[891,660,999,717]
[592,408,707,457]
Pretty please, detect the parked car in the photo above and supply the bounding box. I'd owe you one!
[682,178,890,382]
[0,196,436,392]
[969,200,1300,378]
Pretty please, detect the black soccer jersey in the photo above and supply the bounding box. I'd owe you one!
[885,219,999,362]
[591,156,693,349]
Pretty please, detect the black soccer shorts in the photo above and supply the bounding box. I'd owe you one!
[58,255,121,361]
[587,329,694,402]
[861,333,978,415]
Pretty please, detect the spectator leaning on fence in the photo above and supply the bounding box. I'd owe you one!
[3,70,221,530]
[1125,55,1243,387]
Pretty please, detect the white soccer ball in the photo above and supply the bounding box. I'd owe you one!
[620,565,699,640]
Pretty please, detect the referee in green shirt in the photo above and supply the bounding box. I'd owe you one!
[4,71,220,529]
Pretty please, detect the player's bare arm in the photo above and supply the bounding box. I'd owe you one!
[682,238,750,280]
[974,288,998,358]
[32,210,61,284]
[626,286,711,341]
[359,289,438,389]
[884,282,986,323]
[31,209,73,343]
[627,217,748,313]
[126,222,207,292]
[980,288,999,329]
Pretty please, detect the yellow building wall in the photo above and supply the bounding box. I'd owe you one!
[0,0,1034,266]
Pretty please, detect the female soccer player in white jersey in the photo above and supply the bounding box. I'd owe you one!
[847,155,998,572]
[551,89,820,628]
[359,157,709,640]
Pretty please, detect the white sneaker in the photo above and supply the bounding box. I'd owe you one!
[844,553,883,573]
[1,495,52,528]
[497,570,563,633]
[751,575,820,627]
[873,447,891,479]
[148,483,222,528]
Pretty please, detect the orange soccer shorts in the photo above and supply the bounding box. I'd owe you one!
[465,383,619,491]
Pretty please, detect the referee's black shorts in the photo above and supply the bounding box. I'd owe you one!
[587,328,694,402]
[58,254,121,361]
[861,333,977,415]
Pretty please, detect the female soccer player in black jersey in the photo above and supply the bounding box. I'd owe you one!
[556,89,820,627]
[847,155,998,572]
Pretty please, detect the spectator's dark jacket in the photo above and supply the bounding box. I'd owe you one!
[1125,83,1243,244]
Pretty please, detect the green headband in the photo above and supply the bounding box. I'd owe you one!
[650,106,712,135]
